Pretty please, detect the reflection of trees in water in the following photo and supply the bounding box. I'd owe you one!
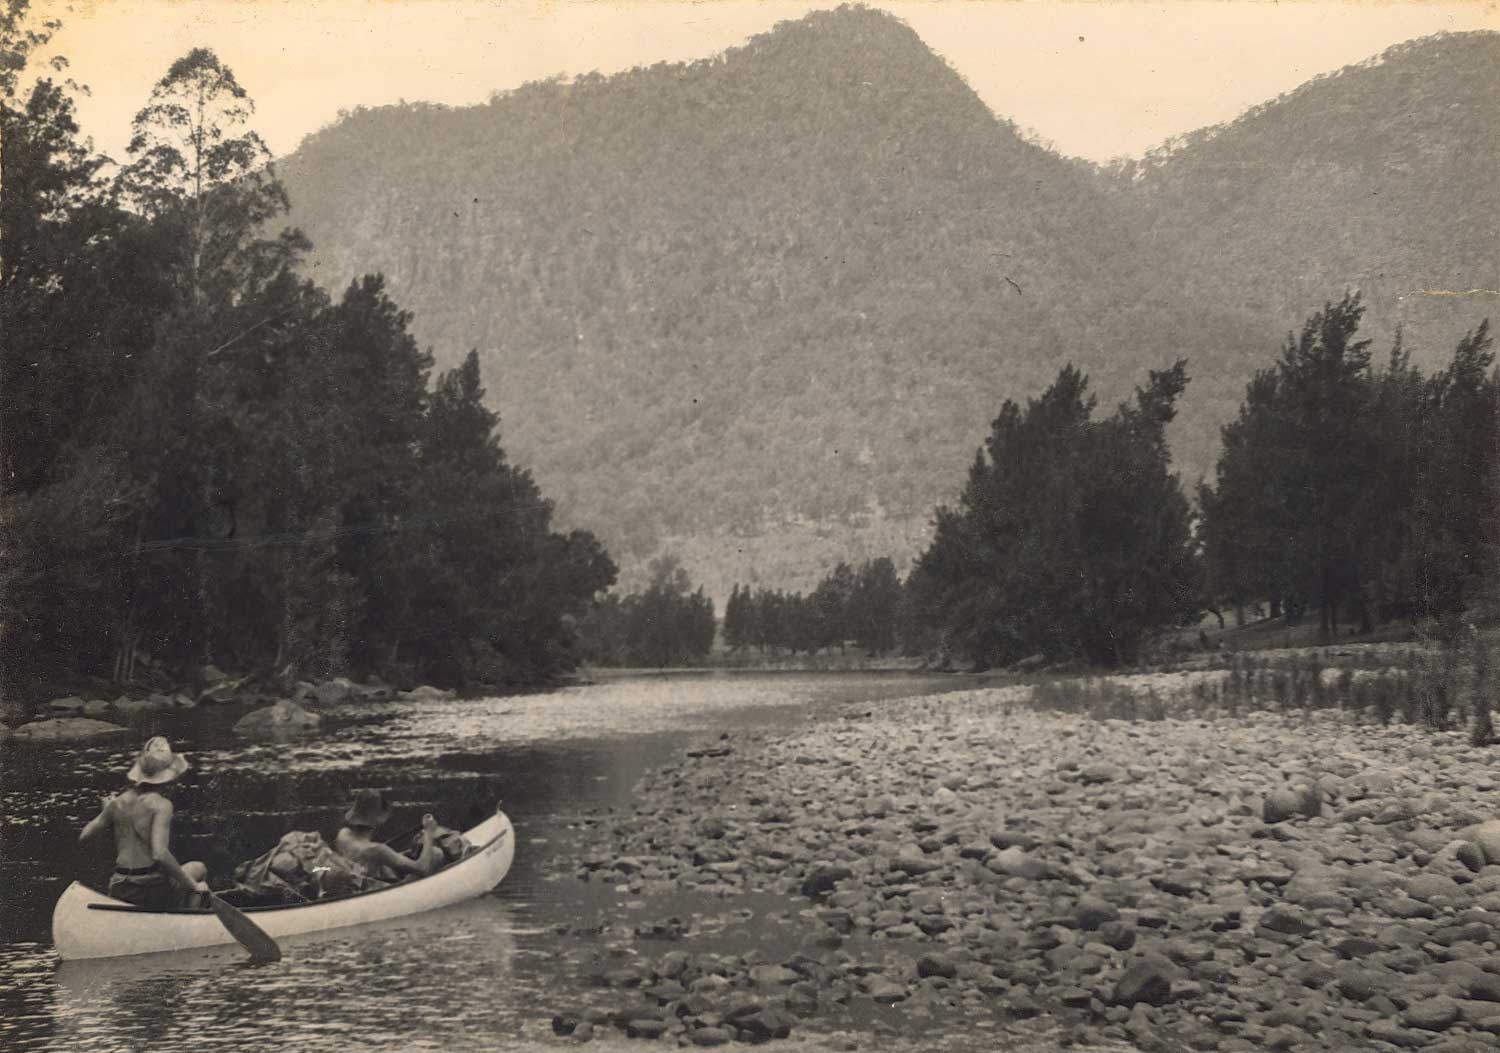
[51,959,202,1053]
[0,945,60,1050]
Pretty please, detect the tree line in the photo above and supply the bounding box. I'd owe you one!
[575,298,1494,673]
[908,297,1495,671]
[1,27,614,695]
[722,559,903,657]
[575,555,716,667]
[1199,294,1496,635]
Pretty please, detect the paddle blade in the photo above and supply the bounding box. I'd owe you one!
[208,893,281,961]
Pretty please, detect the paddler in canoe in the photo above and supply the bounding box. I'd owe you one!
[77,736,211,909]
[334,789,442,880]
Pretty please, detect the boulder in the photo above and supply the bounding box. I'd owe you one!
[1408,873,1464,904]
[1263,781,1321,824]
[114,693,179,715]
[233,699,321,737]
[46,696,88,714]
[1113,955,1175,1007]
[916,952,959,979]
[1256,905,1318,937]
[799,864,853,899]
[733,1008,793,1041]
[198,663,228,685]
[9,717,132,743]
[312,678,359,706]
[747,964,799,986]
[1074,896,1121,931]
[1465,820,1500,867]
[401,685,456,701]
[1404,997,1461,1032]
[987,846,1050,880]
[198,680,242,704]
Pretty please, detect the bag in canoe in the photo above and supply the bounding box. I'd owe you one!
[231,831,387,904]
[397,826,474,866]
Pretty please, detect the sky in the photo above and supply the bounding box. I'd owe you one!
[28,0,1500,165]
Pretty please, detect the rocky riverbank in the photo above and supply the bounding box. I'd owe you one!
[546,685,1500,1051]
[0,673,464,742]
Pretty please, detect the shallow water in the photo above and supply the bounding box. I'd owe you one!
[0,671,988,1052]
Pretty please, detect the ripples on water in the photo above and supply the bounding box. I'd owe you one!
[0,672,977,1053]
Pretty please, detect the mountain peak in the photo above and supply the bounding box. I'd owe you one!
[280,15,1494,594]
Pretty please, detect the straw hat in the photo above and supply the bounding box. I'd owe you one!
[127,736,190,785]
[344,789,391,827]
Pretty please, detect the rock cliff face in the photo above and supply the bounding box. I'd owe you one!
[278,9,1498,593]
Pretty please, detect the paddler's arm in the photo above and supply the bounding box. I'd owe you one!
[369,815,441,878]
[79,795,116,842]
[149,798,209,893]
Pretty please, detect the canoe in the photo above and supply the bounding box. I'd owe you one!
[52,810,515,961]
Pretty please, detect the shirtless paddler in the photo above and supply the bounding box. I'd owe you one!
[79,736,211,908]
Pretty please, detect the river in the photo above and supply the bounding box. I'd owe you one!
[0,671,998,1052]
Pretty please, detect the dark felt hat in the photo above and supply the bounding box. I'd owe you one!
[344,789,391,827]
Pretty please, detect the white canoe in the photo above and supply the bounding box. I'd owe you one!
[52,811,515,961]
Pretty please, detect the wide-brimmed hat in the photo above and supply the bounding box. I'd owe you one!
[126,736,190,785]
[344,789,391,827]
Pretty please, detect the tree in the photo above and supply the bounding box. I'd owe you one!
[850,557,903,654]
[615,554,714,666]
[809,561,854,652]
[1201,301,1495,633]
[723,583,752,651]
[908,361,1199,668]
[117,47,295,311]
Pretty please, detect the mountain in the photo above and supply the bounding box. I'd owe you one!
[276,6,1497,598]
[1113,30,1498,373]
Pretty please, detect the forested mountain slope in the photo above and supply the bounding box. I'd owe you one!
[278,7,1496,596]
[1114,31,1498,373]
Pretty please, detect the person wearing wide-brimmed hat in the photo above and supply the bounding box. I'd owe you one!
[79,736,211,909]
[334,789,440,881]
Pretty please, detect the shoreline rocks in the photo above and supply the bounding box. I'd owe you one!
[233,698,321,737]
[6,717,133,743]
[550,687,1500,1049]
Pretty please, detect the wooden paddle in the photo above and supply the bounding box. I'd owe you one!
[206,892,281,961]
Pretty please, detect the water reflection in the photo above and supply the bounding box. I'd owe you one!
[48,898,518,1053]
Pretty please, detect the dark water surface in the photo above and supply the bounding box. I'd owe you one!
[0,672,985,1052]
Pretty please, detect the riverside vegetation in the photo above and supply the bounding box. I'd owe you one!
[1,14,614,707]
[5,2,1495,711]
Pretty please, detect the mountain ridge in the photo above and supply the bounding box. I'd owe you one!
[276,6,1498,599]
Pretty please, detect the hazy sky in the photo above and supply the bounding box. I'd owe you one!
[32,0,1499,164]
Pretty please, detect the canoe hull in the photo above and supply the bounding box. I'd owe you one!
[53,812,515,961]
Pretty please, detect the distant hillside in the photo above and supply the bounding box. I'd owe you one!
[277,7,1496,597]
[1113,31,1498,366]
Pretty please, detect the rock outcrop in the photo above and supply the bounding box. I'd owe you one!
[7,717,133,743]
[232,699,321,737]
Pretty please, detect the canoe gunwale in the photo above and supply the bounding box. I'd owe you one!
[78,822,509,917]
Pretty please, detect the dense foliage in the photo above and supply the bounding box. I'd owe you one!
[576,555,715,667]
[906,363,1201,669]
[276,7,1497,596]
[0,28,614,696]
[722,557,903,656]
[1199,296,1497,634]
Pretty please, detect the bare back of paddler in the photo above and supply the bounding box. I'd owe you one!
[334,789,440,882]
[80,737,209,909]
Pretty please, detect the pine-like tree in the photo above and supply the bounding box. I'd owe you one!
[908,361,1199,668]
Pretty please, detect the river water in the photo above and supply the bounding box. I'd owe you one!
[0,671,998,1052]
